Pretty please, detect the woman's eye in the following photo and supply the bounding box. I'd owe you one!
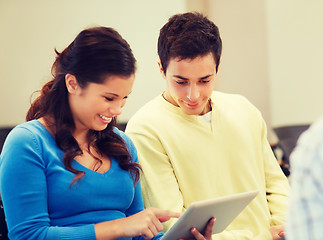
[105,97,113,101]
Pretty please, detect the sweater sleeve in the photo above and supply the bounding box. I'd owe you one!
[126,123,185,232]
[0,127,96,240]
[214,99,289,239]
[120,131,164,240]
[260,119,290,225]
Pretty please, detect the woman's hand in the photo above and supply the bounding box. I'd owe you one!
[178,217,215,240]
[269,225,284,240]
[98,207,180,239]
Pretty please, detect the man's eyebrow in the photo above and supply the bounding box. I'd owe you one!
[173,74,214,80]
[173,75,189,80]
[200,74,214,80]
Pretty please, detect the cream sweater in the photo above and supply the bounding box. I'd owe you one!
[126,91,289,240]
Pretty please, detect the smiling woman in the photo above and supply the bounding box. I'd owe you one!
[65,73,135,133]
[27,26,138,184]
[0,26,181,240]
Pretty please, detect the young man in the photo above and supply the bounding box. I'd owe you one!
[126,12,289,240]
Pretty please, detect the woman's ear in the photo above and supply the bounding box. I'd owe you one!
[157,60,166,79]
[65,74,79,94]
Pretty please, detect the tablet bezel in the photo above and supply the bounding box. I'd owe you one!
[161,190,259,240]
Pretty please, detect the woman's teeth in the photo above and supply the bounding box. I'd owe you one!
[100,114,111,121]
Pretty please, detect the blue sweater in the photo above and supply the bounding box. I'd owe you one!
[0,120,163,240]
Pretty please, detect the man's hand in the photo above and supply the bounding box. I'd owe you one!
[178,217,215,240]
[269,225,284,240]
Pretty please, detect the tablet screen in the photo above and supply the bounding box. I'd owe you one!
[161,190,259,240]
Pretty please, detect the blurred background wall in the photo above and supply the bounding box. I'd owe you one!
[0,0,185,126]
[1,0,322,141]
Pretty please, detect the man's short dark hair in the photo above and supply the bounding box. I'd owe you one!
[158,12,222,74]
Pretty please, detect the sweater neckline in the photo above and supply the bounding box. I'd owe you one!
[33,119,115,176]
[159,93,214,119]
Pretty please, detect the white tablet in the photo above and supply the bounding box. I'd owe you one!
[161,190,259,240]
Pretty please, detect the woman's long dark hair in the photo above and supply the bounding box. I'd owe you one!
[26,26,140,184]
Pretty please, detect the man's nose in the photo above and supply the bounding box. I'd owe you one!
[187,84,199,101]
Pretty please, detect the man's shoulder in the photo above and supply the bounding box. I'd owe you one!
[213,91,252,105]
[213,91,259,111]
[128,95,164,123]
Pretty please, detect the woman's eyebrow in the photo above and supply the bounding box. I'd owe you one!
[104,92,119,97]
[104,91,133,97]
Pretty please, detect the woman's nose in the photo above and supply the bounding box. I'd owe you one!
[110,103,123,116]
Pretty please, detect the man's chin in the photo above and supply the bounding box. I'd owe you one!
[180,107,203,116]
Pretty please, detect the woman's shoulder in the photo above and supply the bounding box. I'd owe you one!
[6,120,45,140]
[113,127,134,147]
[113,127,137,159]
[0,121,52,167]
[2,120,52,153]
[113,126,127,139]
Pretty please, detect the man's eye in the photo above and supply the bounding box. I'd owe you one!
[176,81,186,85]
[201,80,210,84]
[105,97,113,101]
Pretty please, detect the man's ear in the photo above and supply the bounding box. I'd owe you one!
[157,60,166,79]
[65,74,79,94]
